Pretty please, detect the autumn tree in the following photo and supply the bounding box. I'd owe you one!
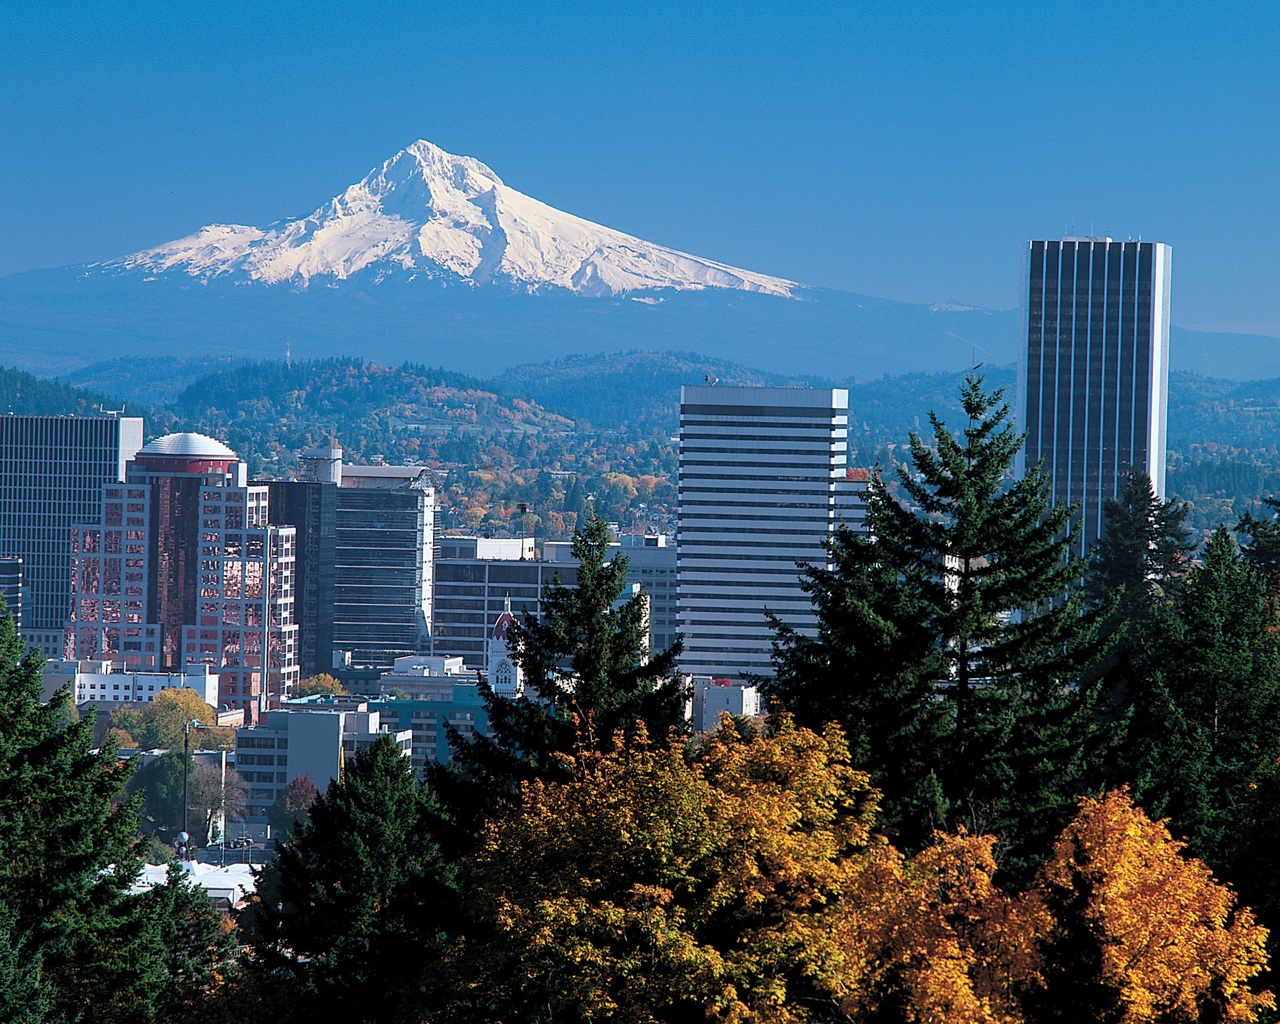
[441,721,1274,1024]
[266,772,319,843]
[1026,789,1272,1023]
[293,673,347,697]
[447,716,885,1023]
[107,686,234,750]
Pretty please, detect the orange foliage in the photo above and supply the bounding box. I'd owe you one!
[440,740,1271,1024]
[1029,789,1272,1024]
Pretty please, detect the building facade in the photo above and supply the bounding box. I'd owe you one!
[235,707,412,821]
[432,547,575,670]
[265,479,336,677]
[41,658,219,706]
[1018,238,1172,550]
[545,533,678,655]
[333,486,433,668]
[0,415,143,656]
[65,432,298,718]
[0,556,22,632]
[677,385,849,682]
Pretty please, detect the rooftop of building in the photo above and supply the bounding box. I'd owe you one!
[137,432,238,460]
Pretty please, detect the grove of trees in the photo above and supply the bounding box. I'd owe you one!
[10,375,1280,1022]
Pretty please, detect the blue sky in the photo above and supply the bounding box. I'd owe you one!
[2,0,1277,329]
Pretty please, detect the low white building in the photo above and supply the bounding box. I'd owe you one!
[691,675,761,732]
[43,659,219,707]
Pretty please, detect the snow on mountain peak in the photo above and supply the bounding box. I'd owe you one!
[100,140,798,298]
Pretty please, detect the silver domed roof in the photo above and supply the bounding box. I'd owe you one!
[137,432,238,459]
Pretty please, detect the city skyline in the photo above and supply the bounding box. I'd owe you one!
[2,3,1279,337]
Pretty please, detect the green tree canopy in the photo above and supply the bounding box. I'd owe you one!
[436,511,688,835]
[1129,527,1280,867]
[244,735,457,1023]
[0,610,234,1021]
[766,373,1113,868]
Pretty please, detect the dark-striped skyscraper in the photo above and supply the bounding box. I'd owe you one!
[1018,238,1172,551]
[0,415,143,656]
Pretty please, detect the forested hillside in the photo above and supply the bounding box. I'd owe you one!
[19,353,1280,545]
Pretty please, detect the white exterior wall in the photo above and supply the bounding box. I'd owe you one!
[43,659,219,706]
[678,386,848,682]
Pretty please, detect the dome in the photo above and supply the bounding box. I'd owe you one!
[137,432,238,460]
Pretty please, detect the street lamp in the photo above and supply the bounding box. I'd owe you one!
[180,718,202,860]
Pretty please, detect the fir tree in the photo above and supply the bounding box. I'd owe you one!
[436,511,687,834]
[244,734,457,1023]
[1236,495,1280,596]
[763,524,949,846]
[1130,526,1280,867]
[1085,468,1194,620]
[1082,470,1193,745]
[766,373,1113,869]
[0,604,233,1021]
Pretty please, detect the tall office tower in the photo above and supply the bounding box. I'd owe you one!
[678,385,849,682]
[66,433,298,718]
[333,483,434,670]
[0,415,143,655]
[1019,238,1172,551]
[265,475,337,678]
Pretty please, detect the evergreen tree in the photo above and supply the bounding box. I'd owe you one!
[763,524,949,846]
[244,735,457,1023]
[766,373,1112,868]
[1130,526,1280,867]
[436,511,687,833]
[1236,494,1280,596]
[0,605,233,1021]
[1085,468,1194,620]
[1082,470,1193,748]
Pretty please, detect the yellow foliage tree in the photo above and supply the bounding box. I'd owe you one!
[1025,789,1273,1024]
[450,717,885,1023]
[440,745,1272,1024]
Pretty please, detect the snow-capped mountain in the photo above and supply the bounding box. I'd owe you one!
[98,140,798,299]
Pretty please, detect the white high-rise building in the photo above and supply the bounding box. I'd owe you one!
[1018,238,1172,551]
[677,385,851,682]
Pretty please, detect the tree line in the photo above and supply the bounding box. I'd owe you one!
[6,373,1280,1021]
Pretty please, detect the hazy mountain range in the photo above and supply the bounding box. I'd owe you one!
[0,140,1271,380]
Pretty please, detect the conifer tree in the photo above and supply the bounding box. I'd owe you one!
[763,524,949,846]
[437,511,687,833]
[1086,468,1194,620]
[1130,526,1280,867]
[244,734,457,1023]
[0,606,233,1021]
[767,373,1112,866]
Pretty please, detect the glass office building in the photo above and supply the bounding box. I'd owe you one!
[66,432,299,719]
[1018,238,1172,551]
[0,415,143,656]
[333,487,432,669]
